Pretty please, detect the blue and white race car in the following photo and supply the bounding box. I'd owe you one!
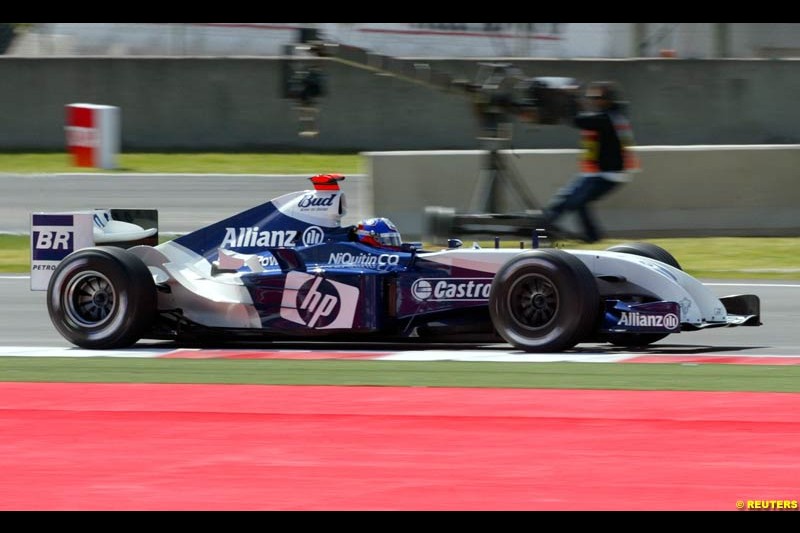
[31,175,761,351]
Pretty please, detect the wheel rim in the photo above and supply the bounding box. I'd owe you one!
[506,273,559,330]
[64,270,116,327]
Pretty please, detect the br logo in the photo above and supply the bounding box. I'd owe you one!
[32,230,74,261]
[34,230,72,250]
[280,271,359,329]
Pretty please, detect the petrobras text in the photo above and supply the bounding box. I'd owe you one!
[328,252,400,269]
[411,278,493,302]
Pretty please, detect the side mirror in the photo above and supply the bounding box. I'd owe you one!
[401,242,422,252]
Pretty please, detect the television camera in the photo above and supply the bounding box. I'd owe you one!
[283,29,579,137]
[281,28,585,244]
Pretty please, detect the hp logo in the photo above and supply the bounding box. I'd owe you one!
[280,271,359,330]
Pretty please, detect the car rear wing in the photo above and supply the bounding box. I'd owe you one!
[30,208,158,291]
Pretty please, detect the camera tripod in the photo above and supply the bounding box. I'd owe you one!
[425,125,580,247]
[469,133,541,214]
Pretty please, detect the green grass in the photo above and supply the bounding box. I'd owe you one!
[0,235,29,273]
[0,152,363,174]
[4,234,799,278]
[1,357,799,392]
[562,237,800,280]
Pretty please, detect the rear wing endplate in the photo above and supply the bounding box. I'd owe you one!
[30,208,158,290]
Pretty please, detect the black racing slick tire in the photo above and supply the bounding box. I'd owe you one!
[605,242,682,270]
[489,249,600,352]
[47,246,157,349]
[603,242,682,347]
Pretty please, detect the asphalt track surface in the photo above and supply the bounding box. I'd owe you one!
[3,173,799,358]
[2,274,799,357]
[0,173,372,234]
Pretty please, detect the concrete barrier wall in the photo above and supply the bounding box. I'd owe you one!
[0,57,476,151]
[365,146,800,239]
[2,57,800,151]
[3,146,798,240]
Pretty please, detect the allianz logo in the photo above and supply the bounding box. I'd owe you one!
[617,312,679,330]
[328,252,399,268]
[412,278,493,301]
[220,226,325,248]
[221,227,297,248]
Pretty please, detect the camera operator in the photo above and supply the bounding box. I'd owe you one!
[543,80,640,243]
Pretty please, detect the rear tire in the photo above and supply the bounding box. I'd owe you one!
[47,247,157,349]
[489,249,600,352]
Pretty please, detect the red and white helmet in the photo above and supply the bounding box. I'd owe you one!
[355,217,402,250]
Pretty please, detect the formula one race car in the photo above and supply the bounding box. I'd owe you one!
[31,175,761,351]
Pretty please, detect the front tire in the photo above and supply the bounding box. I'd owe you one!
[489,249,600,352]
[605,242,682,270]
[47,247,157,349]
[603,242,682,347]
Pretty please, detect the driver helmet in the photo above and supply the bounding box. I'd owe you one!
[355,217,402,250]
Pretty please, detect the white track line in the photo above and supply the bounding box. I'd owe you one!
[0,346,175,358]
[705,282,800,288]
[374,351,634,362]
[0,346,795,363]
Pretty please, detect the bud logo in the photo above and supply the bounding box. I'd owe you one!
[328,252,399,269]
[298,194,337,209]
[411,278,493,302]
[617,312,679,330]
[280,271,359,329]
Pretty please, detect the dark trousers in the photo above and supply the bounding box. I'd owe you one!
[545,174,620,243]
